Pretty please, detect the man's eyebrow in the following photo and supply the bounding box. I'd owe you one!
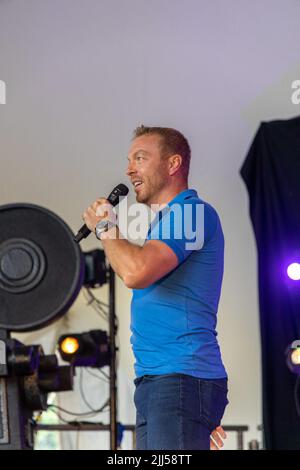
[127,150,150,160]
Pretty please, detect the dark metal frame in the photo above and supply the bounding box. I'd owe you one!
[108,266,117,450]
[35,424,250,450]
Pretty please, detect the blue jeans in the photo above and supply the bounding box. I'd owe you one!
[134,373,229,450]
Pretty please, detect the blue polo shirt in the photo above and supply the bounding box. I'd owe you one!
[130,189,227,379]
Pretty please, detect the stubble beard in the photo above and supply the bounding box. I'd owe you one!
[136,177,166,206]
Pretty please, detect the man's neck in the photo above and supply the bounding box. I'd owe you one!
[147,182,188,209]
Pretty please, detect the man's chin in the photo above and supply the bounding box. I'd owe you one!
[135,192,148,204]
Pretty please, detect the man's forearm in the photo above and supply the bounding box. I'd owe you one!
[100,225,143,287]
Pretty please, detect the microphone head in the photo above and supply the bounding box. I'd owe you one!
[108,184,129,206]
[114,183,129,196]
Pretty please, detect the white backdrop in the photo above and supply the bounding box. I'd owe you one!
[1,0,300,449]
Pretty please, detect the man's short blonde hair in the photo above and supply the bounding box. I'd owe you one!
[133,125,191,181]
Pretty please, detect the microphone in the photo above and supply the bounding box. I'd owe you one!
[74,183,129,243]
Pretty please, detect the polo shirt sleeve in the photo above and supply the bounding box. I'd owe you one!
[146,201,218,264]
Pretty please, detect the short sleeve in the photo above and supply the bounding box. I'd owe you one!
[146,200,216,264]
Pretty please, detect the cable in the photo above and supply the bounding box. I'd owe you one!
[48,407,75,424]
[85,286,109,308]
[83,286,120,335]
[83,287,109,321]
[97,367,110,380]
[79,368,109,413]
[48,401,109,417]
[76,283,120,423]
[82,286,120,368]
[86,367,109,383]
[47,408,104,427]
[37,403,109,431]
[82,288,107,320]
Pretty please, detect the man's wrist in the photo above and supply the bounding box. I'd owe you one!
[95,220,118,240]
[99,223,120,240]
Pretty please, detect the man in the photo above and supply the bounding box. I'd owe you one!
[82,125,228,450]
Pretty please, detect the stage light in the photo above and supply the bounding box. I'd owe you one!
[286,340,300,374]
[57,330,110,368]
[60,337,80,355]
[287,263,300,281]
[291,348,300,365]
[84,249,107,288]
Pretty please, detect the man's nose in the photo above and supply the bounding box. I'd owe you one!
[126,161,136,176]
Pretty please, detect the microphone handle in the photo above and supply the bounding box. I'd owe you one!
[74,186,127,243]
[74,224,91,243]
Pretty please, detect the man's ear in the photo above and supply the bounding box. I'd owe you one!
[169,154,182,176]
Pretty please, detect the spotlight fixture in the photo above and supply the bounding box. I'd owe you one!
[57,330,110,368]
[287,263,300,281]
[60,336,80,355]
[84,249,107,288]
[286,340,300,374]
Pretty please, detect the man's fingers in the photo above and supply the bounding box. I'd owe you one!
[92,198,108,212]
[97,198,109,204]
[81,198,114,233]
[216,426,227,439]
[96,203,115,219]
[210,426,226,448]
[210,436,220,451]
[210,431,223,448]
[96,207,108,218]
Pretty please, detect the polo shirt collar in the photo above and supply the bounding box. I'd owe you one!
[147,189,198,238]
[167,188,198,207]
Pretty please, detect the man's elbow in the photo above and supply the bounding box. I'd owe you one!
[123,271,150,289]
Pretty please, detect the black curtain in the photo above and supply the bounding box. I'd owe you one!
[240,116,300,449]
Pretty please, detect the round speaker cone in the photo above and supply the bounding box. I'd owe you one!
[0,203,84,332]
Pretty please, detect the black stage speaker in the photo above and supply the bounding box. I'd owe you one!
[0,203,85,331]
[0,203,85,449]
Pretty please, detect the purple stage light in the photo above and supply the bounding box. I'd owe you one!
[287,263,300,281]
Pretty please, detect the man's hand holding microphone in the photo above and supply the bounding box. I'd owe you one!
[82,197,117,240]
[74,184,128,243]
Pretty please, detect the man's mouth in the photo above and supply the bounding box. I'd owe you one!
[132,181,143,190]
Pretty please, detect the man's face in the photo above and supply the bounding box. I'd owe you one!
[126,134,169,205]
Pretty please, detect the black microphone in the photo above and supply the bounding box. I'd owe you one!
[74,183,129,243]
